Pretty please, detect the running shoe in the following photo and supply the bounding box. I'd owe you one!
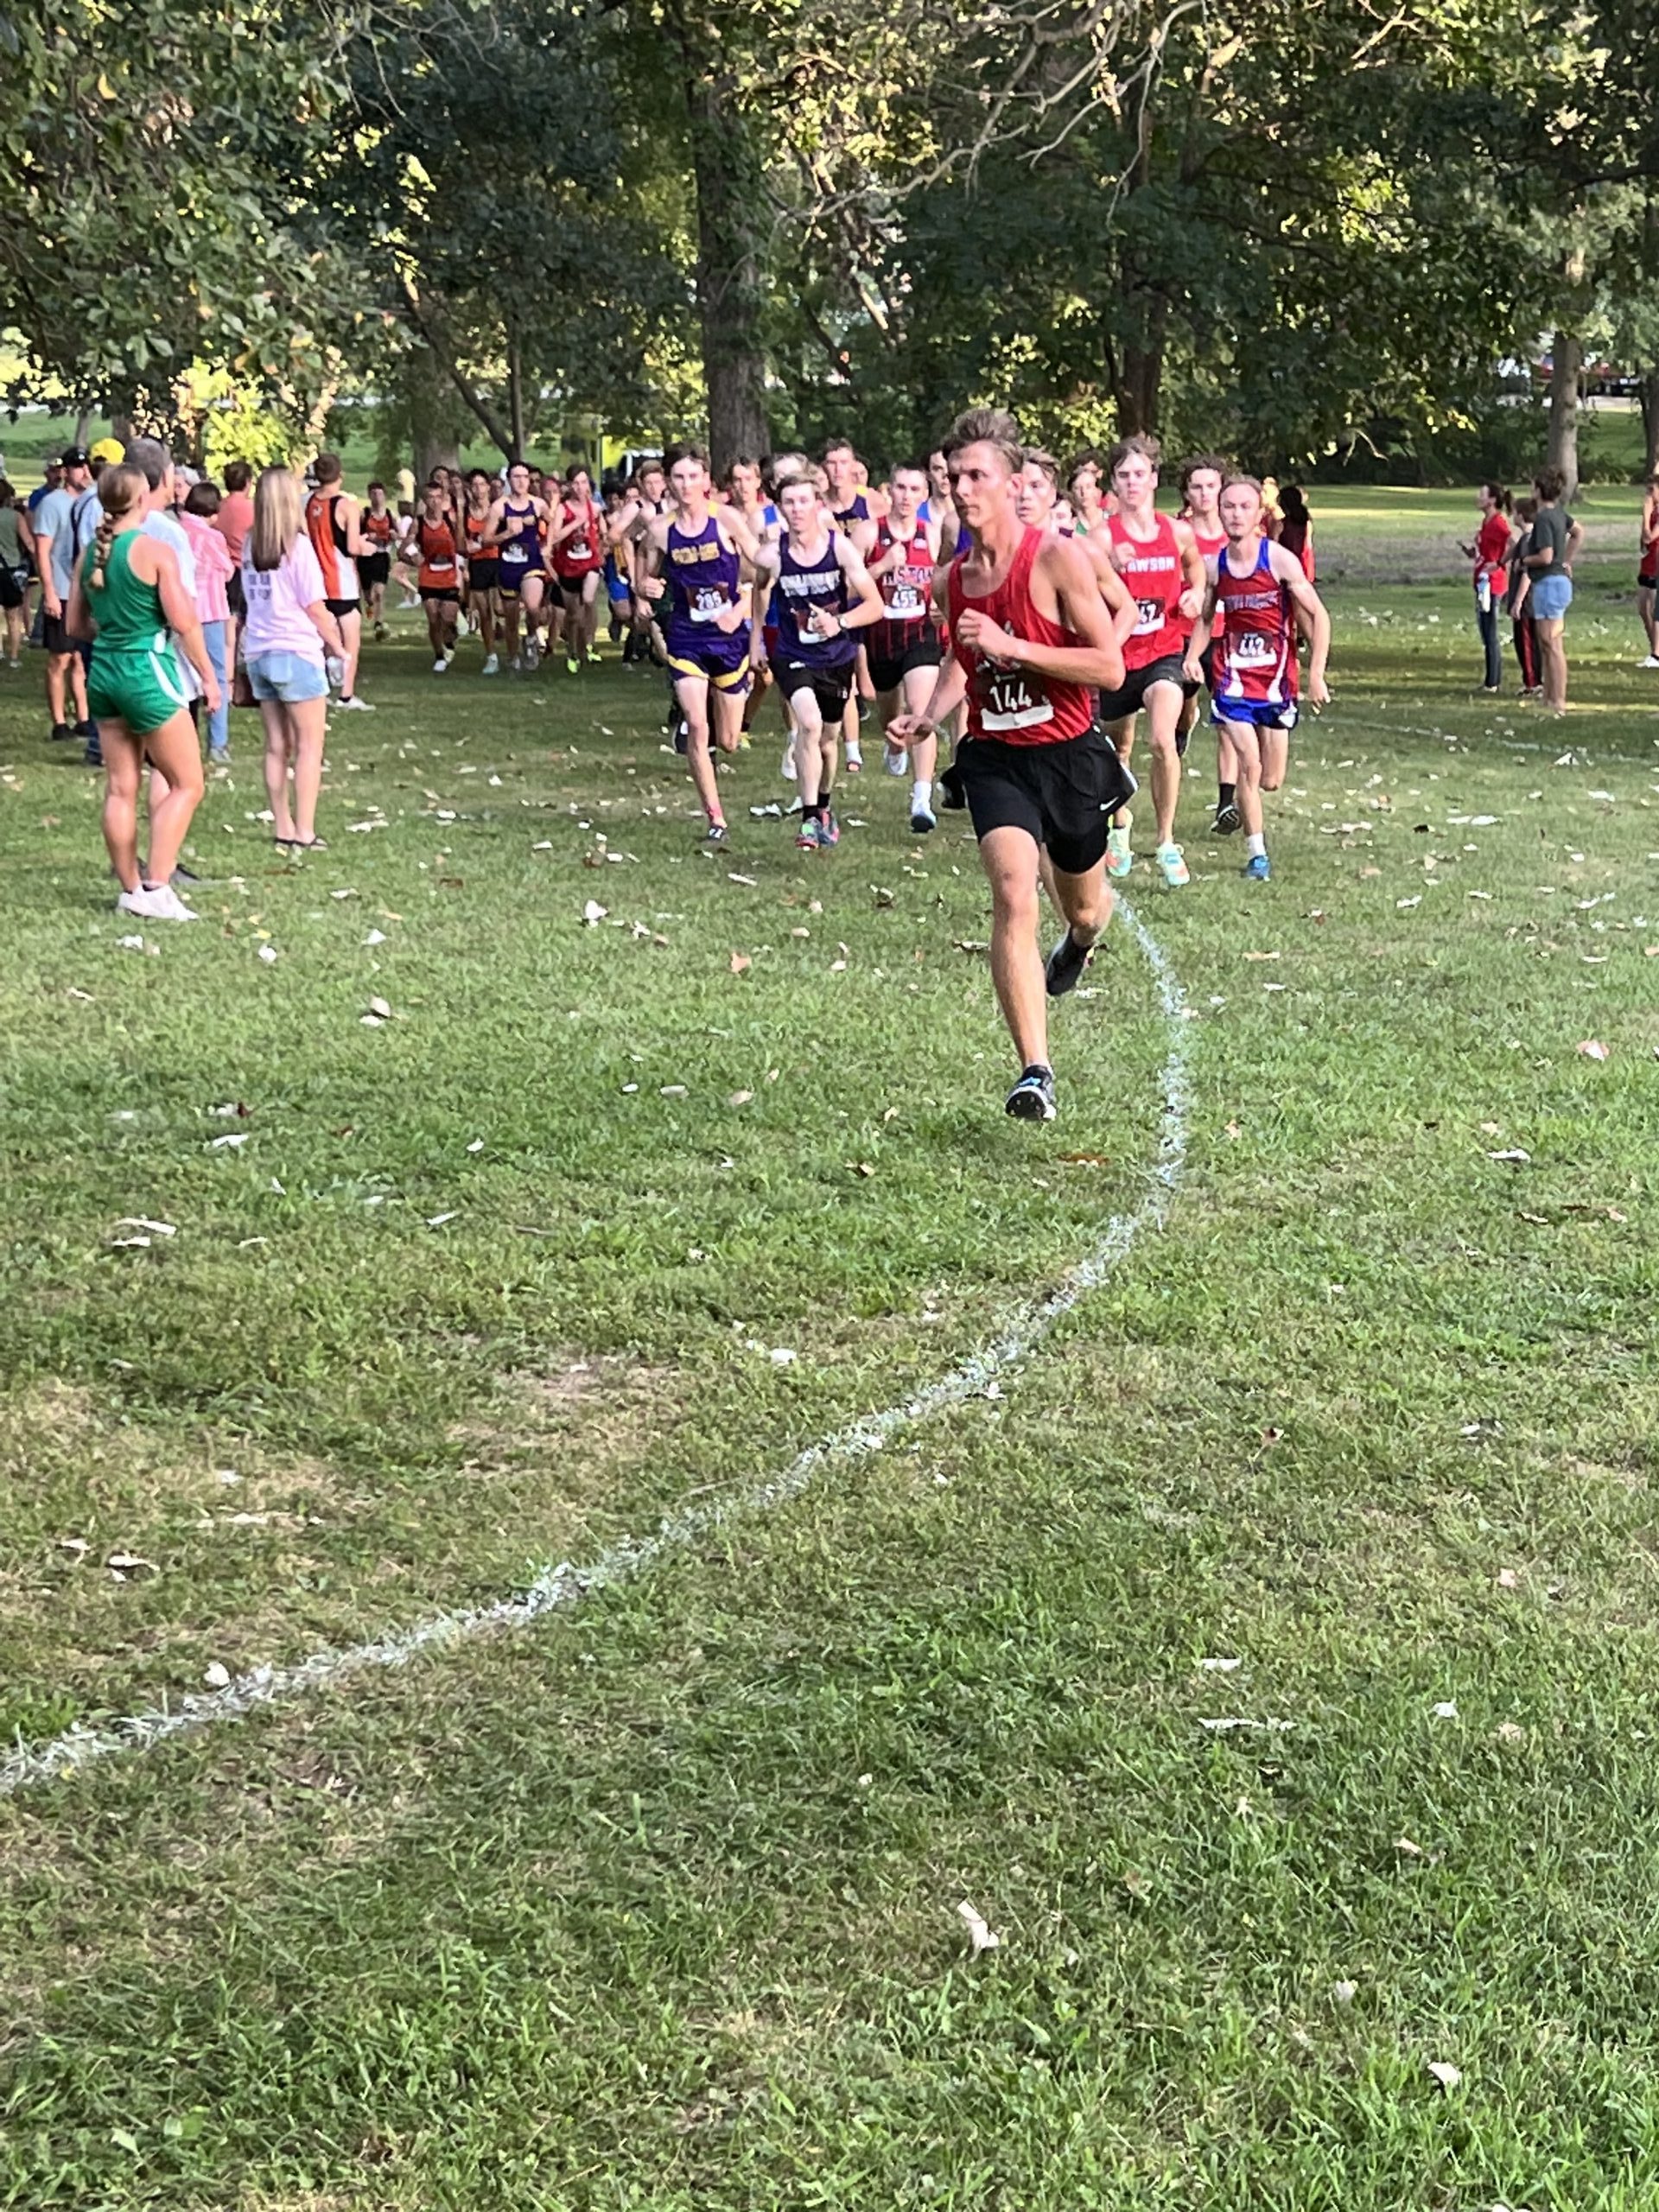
[795,819,821,852]
[1105,823,1134,880]
[481,653,499,677]
[586,647,601,666]
[75,718,99,746]
[1242,853,1272,883]
[671,716,690,755]
[120,882,198,922]
[1156,842,1190,887]
[337,695,376,712]
[432,657,448,675]
[884,744,907,777]
[208,747,231,766]
[910,796,938,836]
[566,656,579,676]
[48,721,74,743]
[373,620,387,642]
[1641,654,1659,671]
[820,807,841,847]
[116,886,167,919]
[1212,798,1242,836]
[844,741,863,773]
[1045,927,1093,997]
[1005,1065,1058,1122]
[704,819,728,845]
[523,636,541,671]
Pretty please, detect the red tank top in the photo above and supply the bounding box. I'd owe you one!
[870,515,937,662]
[463,509,493,562]
[1192,524,1227,563]
[553,499,603,577]
[415,516,459,592]
[1108,512,1185,665]
[1212,537,1296,709]
[304,488,354,600]
[946,525,1095,747]
[363,509,395,549]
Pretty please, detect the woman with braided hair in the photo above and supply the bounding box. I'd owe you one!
[64,463,216,922]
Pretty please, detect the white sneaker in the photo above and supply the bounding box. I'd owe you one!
[481,653,499,677]
[338,694,376,712]
[1106,823,1134,880]
[433,657,448,675]
[845,740,864,772]
[119,882,197,921]
[523,636,541,670]
[1640,653,1659,670]
[781,738,798,782]
[117,887,166,919]
[1156,842,1191,887]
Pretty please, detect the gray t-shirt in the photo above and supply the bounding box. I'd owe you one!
[32,486,101,596]
[1528,504,1571,570]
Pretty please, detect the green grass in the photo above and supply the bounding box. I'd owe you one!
[3,512,1659,2209]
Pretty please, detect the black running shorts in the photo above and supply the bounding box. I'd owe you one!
[1095,652,1194,724]
[776,657,855,718]
[325,595,360,620]
[359,551,391,589]
[868,638,943,695]
[957,729,1135,877]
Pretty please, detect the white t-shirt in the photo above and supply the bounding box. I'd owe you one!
[143,510,200,697]
[240,536,327,664]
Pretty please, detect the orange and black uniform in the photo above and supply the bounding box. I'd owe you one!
[305,486,359,615]
[416,516,461,601]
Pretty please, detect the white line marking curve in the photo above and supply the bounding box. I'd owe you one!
[1,905,1192,1800]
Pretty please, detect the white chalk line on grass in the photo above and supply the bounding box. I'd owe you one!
[1,906,1192,1802]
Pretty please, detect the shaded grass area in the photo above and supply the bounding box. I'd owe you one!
[3,560,1659,2207]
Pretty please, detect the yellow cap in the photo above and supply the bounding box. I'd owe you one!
[90,437,125,465]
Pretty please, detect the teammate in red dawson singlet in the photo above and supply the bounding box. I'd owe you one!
[865,460,944,834]
[1096,435,1206,888]
[887,407,1132,1124]
[1184,474,1332,884]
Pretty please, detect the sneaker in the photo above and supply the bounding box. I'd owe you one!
[1156,842,1191,887]
[398,592,420,610]
[208,747,231,766]
[338,695,376,712]
[844,742,863,773]
[83,736,103,769]
[117,886,168,919]
[432,657,448,675]
[671,716,690,755]
[586,647,601,666]
[795,819,822,851]
[510,652,524,674]
[1105,823,1134,880]
[124,881,198,921]
[781,740,798,782]
[884,744,907,778]
[75,718,99,744]
[1641,654,1659,671]
[1243,853,1272,883]
[481,653,499,677]
[523,636,541,671]
[565,656,579,676]
[1005,1065,1058,1122]
[820,806,840,847]
[1045,926,1096,996]
[373,620,387,642]
[909,797,938,836]
[1212,798,1242,836]
[704,819,728,844]
[170,862,202,887]
[48,721,74,743]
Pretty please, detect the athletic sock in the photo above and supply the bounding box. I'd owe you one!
[1244,831,1266,859]
[911,778,931,810]
[1217,781,1236,810]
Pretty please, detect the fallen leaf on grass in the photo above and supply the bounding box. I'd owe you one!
[729,950,752,976]
[1199,1656,1243,1673]
[1243,950,1281,962]
[957,1900,1001,1956]
[1332,1979,1357,2005]
[366,996,392,1020]
[1198,1716,1294,1733]
[1576,1039,1609,1061]
[1058,1151,1112,1166]
[203,1662,232,1689]
[1426,2060,1462,2092]
[1487,1147,1530,1166]
[208,1133,250,1150]
[115,1217,176,1237]
[1433,1700,1459,1719]
[1394,1836,1425,1858]
[848,1160,875,1178]
[426,1211,459,1228]
[660,1084,688,1098]
[582,899,607,925]
[257,944,279,964]
[105,1549,157,1578]
[728,1090,753,1106]
[727,871,758,887]
[362,928,387,947]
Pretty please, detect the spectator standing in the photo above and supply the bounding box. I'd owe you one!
[1460,482,1516,692]
[1521,466,1581,715]
[0,483,34,668]
[180,482,236,761]
[30,446,101,747]
[241,468,346,850]
[1506,495,1541,695]
[1277,486,1316,578]
[215,460,256,669]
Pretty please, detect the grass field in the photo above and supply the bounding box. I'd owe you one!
[3,518,1659,2209]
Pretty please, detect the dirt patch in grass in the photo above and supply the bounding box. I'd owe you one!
[448,1351,677,1475]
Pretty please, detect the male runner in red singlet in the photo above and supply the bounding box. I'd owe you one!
[359,482,397,639]
[824,439,882,773]
[1184,474,1331,883]
[548,465,606,672]
[1174,454,1232,824]
[305,454,372,710]
[1097,435,1205,887]
[460,468,500,674]
[889,409,1131,1122]
[866,461,944,832]
[412,478,464,671]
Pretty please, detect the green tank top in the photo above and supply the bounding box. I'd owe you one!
[0,507,22,566]
[82,530,169,652]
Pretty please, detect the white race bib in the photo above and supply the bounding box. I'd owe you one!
[1231,629,1274,669]
[981,671,1054,732]
[1135,595,1164,637]
[884,581,925,620]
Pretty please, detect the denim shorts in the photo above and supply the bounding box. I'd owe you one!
[1529,573,1573,623]
[246,651,328,703]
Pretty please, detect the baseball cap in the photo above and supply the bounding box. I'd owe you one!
[89,436,124,466]
[60,445,92,467]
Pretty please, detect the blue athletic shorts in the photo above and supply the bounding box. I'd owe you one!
[1212,696,1299,733]
[1529,573,1572,622]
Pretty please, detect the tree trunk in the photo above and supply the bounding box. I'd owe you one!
[1113,285,1166,438]
[507,337,527,461]
[666,7,770,472]
[406,343,462,486]
[1547,328,1581,501]
[1640,367,1659,480]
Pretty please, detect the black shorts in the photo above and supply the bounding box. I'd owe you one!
[868,638,943,694]
[469,560,499,594]
[957,729,1136,877]
[557,570,600,603]
[325,595,360,620]
[777,657,855,718]
[1095,652,1194,724]
[1640,568,1658,592]
[359,551,391,588]
[421,587,460,606]
[0,564,23,612]
[42,608,77,656]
